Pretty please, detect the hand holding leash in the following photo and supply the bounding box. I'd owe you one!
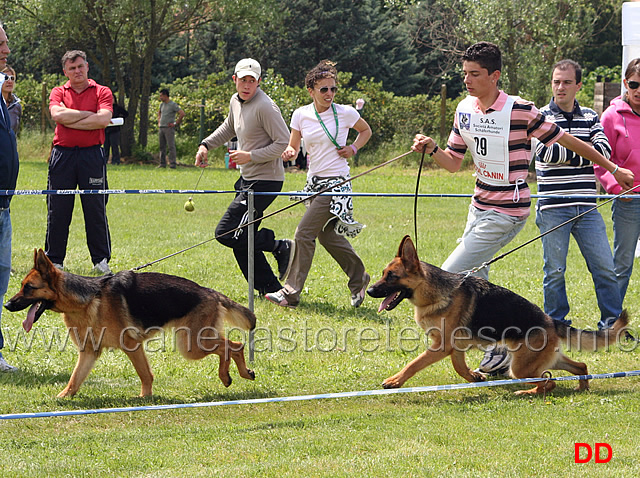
[412,134,437,155]
[195,145,208,167]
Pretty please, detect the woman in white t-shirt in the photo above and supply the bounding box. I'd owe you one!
[265,60,372,309]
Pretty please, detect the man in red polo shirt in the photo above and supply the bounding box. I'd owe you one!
[45,50,113,274]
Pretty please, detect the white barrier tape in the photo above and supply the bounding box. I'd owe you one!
[2,190,640,199]
[2,370,639,420]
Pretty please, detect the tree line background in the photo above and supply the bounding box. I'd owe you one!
[0,0,627,163]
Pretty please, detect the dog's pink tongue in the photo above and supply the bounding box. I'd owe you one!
[22,303,38,333]
[378,294,396,313]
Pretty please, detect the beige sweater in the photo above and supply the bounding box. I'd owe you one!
[201,88,289,181]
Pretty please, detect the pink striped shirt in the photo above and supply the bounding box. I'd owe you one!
[447,91,565,217]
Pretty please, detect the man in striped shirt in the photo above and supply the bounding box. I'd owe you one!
[535,60,622,330]
[412,43,634,375]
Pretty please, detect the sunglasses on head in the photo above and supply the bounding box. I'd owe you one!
[628,80,640,90]
[317,86,338,94]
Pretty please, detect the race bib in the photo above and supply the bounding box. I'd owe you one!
[457,96,516,186]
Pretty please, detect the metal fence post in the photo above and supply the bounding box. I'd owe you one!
[247,190,255,362]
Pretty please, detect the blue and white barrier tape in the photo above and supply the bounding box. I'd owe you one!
[2,370,639,420]
[2,189,640,199]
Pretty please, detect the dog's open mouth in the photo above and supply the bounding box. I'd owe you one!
[378,290,409,312]
[23,301,50,332]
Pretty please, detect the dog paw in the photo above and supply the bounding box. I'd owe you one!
[469,371,486,382]
[382,376,403,389]
[576,381,589,392]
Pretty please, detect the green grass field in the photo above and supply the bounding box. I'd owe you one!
[1,144,639,476]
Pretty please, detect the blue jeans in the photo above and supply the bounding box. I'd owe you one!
[612,198,640,303]
[441,205,527,280]
[0,208,12,350]
[536,205,621,328]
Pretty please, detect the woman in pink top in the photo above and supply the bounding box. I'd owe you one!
[595,58,640,302]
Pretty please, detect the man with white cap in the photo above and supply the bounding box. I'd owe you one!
[195,58,294,296]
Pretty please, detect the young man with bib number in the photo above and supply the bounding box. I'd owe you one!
[412,42,634,376]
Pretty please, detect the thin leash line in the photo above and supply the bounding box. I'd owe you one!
[413,149,426,254]
[190,166,206,195]
[2,369,639,420]
[132,150,414,271]
[464,183,640,277]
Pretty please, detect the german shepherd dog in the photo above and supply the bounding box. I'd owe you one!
[4,249,256,397]
[367,236,630,395]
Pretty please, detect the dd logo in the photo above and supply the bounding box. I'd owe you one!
[574,443,612,463]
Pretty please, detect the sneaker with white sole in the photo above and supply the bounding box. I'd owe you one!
[93,258,112,275]
[475,346,511,376]
[0,354,18,373]
[265,289,298,309]
[351,273,370,308]
[273,239,295,281]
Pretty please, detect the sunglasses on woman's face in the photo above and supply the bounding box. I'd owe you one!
[3,75,15,81]
[316,86,338,94]
[628,80,640,90]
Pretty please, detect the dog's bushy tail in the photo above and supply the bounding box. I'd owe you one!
[219,295,257,331]
[555,310,630,352]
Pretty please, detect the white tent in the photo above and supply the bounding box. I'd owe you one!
[622,2,640,93]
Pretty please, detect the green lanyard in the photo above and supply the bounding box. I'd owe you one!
[314,103,341,149]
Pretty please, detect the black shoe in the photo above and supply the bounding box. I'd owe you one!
[273,239,295,281]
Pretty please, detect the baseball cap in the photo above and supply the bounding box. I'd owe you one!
[234,58,261,79]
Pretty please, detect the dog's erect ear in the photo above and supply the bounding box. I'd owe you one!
[399,235,421,273]
[35,248,56,277]
[397,235,413,257]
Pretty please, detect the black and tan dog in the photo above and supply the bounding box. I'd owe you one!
[367,235,630,395]
[4,249,256,397]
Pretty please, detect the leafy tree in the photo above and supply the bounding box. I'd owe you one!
[575,0,623,73]
[212,0,426,96]
[403,0,466,98]
[2,0,279,156]
[407,0,616,106]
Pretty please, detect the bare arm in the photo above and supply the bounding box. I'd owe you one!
[557,132,634,190]
[282,129,302,161]
[412,134,463,172]
[50,104,92,124]
[176,108,185,126]
[51,103,112,130]
[337,117,372,159]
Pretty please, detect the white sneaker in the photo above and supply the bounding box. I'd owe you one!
[351,273,371,308]
[0,355,18,373]
[93,258,112,275]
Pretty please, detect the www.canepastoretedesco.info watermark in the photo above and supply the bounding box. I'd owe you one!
[2,319,638,354]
